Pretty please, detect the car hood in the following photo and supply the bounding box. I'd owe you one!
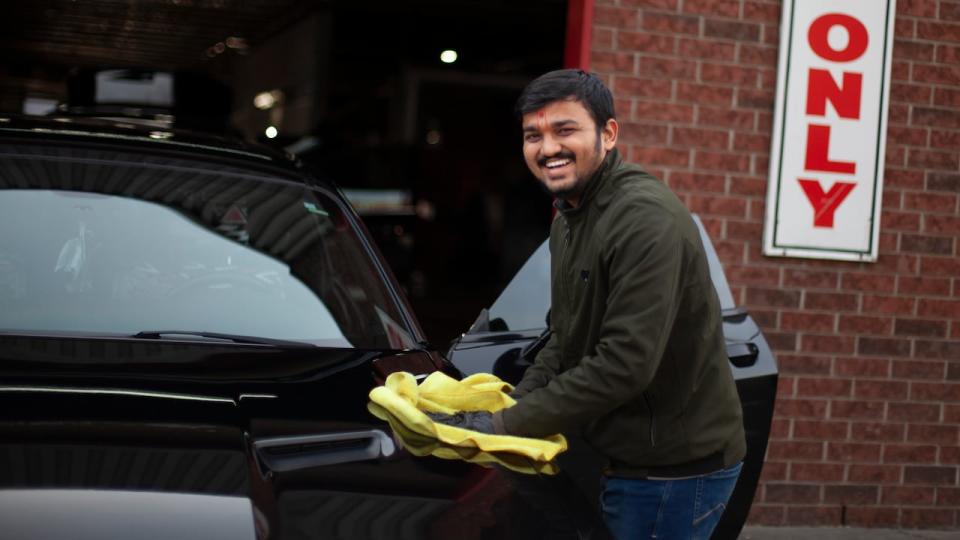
[0,397,265,539]
[0,489,259,540]
[0,334,453,540]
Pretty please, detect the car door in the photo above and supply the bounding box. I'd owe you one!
[446,216,779,540]
[239,344,613,540]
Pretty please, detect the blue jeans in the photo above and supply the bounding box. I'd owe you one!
[601,462,742,540]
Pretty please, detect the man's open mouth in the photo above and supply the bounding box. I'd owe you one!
[544,158,572,169]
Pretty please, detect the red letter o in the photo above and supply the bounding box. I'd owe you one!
[808,13,868,62]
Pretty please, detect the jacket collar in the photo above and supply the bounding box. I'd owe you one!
[553,147,622,215]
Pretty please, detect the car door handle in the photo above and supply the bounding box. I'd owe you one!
[253,430,396,472]
[727,342,759,368]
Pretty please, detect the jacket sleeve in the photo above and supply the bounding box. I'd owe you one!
[501,201,684,437]
[510,329,561,398]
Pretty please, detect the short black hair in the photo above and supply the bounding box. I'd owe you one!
[514,69,616,129]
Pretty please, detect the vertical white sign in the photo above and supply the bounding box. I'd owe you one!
[763,0,896,261]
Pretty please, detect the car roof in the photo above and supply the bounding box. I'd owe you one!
[0,113,300,171]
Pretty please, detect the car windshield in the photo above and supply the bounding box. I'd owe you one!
[0,143,415,349]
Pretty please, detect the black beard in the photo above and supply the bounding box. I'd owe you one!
[537,151,606,202]
[544,180,587,201]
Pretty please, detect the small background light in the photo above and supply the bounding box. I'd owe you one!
[265,126,278,139]
[225,36,248,50]
[440,50,458,64]
[254,89,283,110]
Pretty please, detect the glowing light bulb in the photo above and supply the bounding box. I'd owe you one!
[265,126,278,139]
[254,89,283,110]
[440,50,458,64]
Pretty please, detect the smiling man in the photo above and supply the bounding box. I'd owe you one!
[430,69,745,538]
[502,69,745,539]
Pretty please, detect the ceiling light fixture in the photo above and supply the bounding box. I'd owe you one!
[254,90,283,110]
[205,36,249,58]
[440,50,458,64]
[225,36,248,50]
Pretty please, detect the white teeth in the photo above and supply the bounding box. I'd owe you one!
[545,159,571,169]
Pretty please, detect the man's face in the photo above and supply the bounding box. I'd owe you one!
[521,99,618,205]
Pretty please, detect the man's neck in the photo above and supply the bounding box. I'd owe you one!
[561,148,614,209]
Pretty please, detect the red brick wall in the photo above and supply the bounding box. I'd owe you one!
[591,0,960,529]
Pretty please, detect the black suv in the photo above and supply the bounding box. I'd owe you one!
[0,114,775,539]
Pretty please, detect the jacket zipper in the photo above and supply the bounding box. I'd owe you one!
[643,392,656,447]
[559,218,572,355]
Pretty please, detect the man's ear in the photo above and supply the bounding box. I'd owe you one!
[601,118,619,151]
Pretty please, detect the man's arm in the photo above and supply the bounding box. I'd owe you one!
[500,201,685,438]
[510,329,562,399]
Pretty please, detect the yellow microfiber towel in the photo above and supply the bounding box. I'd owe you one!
[367,401,559,475]
[368,371,567,474]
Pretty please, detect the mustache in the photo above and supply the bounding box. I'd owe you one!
[537,151,575,167]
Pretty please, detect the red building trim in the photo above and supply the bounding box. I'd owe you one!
[563,0,594,70]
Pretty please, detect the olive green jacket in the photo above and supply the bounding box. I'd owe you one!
[501,149,746,476]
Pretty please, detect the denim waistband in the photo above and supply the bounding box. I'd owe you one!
[605,452,727,479]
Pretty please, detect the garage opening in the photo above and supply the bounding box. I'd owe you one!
[1,0,573,344]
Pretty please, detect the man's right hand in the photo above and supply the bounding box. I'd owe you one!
[428,411,507,434]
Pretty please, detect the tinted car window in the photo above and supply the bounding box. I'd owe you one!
[481,215,734,334]
[0,144,413,349]
[485,240,550,332]
[691,215,736,312]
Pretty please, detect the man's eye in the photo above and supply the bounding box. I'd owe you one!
[557,128,574,135]
[524,134,542,142]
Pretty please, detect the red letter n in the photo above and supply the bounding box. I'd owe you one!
[807,69,863,119]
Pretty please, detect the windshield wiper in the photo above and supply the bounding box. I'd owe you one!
[131,330,315,348]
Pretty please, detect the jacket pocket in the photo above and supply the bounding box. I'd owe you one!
[583,397,653,464]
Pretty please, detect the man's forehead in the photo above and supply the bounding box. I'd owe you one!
[522,100,591,127]
[525,98,589,116]
[522,118,579,132]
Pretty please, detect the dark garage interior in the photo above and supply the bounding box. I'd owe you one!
[0,0,568,345]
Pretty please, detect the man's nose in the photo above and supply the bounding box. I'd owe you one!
[541,133,562,156]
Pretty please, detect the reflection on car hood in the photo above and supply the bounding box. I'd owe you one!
[0,489,257,540]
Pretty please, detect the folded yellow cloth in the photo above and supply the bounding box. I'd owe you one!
[368,402,559,475]
[368,371,567,474]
